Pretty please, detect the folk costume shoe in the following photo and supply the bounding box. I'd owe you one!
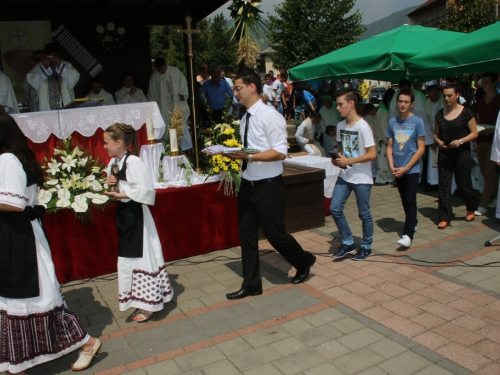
[71,338,101,371]
[292,253,317,284]
[226,283,263,300]
[437,221,449,229]
[465,211,475,222]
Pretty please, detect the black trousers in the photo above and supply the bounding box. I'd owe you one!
[238,176,310,288]
[396,173,419,240]
[438,149,477,222]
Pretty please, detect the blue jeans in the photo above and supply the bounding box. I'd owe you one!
[330,177,373,249]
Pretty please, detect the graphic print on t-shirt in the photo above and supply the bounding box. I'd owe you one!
[393,125,414,153]
[340,129,360,158]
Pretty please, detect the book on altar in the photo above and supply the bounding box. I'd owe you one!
[202,145,260,155]
[63,98,104,109]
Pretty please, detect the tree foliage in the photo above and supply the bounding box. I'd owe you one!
[442,0,499,33]
[266,0,366,69]
[149,14,238,76]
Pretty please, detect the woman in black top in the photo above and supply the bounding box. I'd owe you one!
[433,84,478,228]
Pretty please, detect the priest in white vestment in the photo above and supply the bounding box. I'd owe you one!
[296,112,325,156]
[423,85,445,188]
[26,43,80,111]
[23,50,45,112]
[365,103,393,184]
[147,58,192,151]
[318,95,342,151]
[85,77,115,105]
[0,71,19,114]
[115,74,147,104]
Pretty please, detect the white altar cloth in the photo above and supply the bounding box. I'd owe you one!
[11,102,165,143]
[284,155,340,198]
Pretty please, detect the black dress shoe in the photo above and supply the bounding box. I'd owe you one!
[226,285,263,300]
[292,253,316,284]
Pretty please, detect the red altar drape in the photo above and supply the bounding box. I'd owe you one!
[43,182,240,284]
[28,125,149,164]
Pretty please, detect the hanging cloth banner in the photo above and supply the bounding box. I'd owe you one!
[52,25,103,77]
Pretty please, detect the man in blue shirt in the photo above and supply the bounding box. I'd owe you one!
[294,86,317,120]
[386,89,426,248]
[199,67,234,125]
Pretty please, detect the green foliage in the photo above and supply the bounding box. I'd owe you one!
[149,13,238,76]
[442,0,499,33]
[267,0,366,68]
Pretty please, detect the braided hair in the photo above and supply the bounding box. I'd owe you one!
[105,123,139,156]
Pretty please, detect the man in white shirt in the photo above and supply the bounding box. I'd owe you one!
[0,71,19,114]
[23,50,44,112]
[225,71,316,299]
[85,77,115,105]
[115,74,148,104]
[331,88,377,261]
[26,43,80,111]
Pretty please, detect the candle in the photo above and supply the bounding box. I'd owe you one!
[169,129,178,152]
[146,117,155,141]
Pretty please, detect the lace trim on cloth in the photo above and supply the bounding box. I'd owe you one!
[0,191,29,202]
[0,305,87,365]
[119,265,172,306]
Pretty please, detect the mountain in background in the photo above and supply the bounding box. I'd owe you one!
[359,6,415,40]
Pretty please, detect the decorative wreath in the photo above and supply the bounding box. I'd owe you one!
[96,22,126,51]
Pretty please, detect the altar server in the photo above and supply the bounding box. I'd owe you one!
[85,77,115,105]
[104,123,173,322]
[0,70,19,114]
[115,73,148,104]
[26,43,80,111]
[0,112,101,373]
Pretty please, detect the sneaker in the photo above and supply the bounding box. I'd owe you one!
[474,207,487,216]
[352,248,371,261]
[489,199,497,208]
[396,235,412,248]
[333,243,357,258]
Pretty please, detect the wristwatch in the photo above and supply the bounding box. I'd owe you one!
[459,139,463,145]
[248,154,253,163]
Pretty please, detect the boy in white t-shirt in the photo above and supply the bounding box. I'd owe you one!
[330,88,377,260]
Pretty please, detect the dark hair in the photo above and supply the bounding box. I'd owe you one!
[426,84,440,92]
[445,75,458,83]
[310,112,322,120]
[154,58,166,69]
[122,72,133,80]
[264,74,271,79]
[325,125,336,134]
[335,88,359,105]
[364,103,375,113]
[43,43,59,56]
[481,71,497,84]
[382,88,395,108]
[105,123,139,156]
[235,70,262,94]
[398,79,411,89]
[397,88,415,103]
[443,83,460,94]
[0,112,44,187]
[33,49,44,56]
[280,71,288,80]
[90,77,102,84]
[199,63,208,72]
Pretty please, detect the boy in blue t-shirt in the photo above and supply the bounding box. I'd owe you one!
[386,89,425,248]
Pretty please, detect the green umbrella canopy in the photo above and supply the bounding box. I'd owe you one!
[407,21,500,82]
[288,25,463,83]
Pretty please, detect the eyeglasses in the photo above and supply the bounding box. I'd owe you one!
[233,84,249,93]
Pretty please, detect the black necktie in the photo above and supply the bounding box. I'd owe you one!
[241,112,251,171]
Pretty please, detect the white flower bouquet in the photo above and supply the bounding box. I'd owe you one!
[38,137,111,225]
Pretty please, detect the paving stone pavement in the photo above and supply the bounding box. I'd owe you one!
[20,184,500,375]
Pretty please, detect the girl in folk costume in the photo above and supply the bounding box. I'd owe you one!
[103,124,173,322]
[0,112,100,374]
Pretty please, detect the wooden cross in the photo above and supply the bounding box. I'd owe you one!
[179,16,201,58]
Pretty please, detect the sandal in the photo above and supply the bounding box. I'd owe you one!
[130,309,153,322]
[437,221,449,229]
[465,211,475,222]
[71,338,101,371]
